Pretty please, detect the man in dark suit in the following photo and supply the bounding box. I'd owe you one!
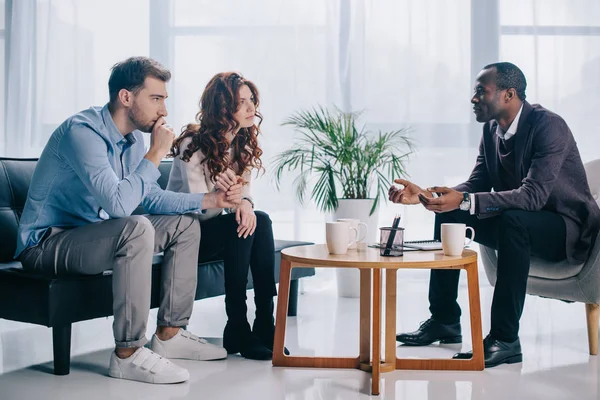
[389,62,600,368]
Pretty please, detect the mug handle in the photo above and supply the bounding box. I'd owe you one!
[347,227,358,249]
[357,222,368,242]
[465,227,475,247]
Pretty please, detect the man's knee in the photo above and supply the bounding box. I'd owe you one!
[120,215,155,251]
[178,215,201,243]
[434,210,466,239]
[124,215,155,236]
[497,211,530,260]
[435,210,465,225]
[499,210,527,232]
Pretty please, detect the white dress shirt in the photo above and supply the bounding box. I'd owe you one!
[469,104,524,214]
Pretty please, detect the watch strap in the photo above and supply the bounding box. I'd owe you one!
[242,197,254,209]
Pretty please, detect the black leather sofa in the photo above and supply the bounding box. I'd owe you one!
[0,158,314,375]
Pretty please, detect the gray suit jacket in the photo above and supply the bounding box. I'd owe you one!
[455,101,600,264]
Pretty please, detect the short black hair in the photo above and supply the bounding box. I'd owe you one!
[108,57,171,104]
[483,62,527,101]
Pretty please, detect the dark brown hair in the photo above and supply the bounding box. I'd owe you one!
[170,72,263,182]
[108,57,171,104]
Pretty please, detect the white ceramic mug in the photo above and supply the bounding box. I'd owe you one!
[336,218,368,250]
[441,223,475,256]
[326,222,358,254]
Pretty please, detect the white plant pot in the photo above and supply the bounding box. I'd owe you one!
[333,199,380,298]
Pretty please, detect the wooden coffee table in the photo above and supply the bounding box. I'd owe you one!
[272,244,483,396]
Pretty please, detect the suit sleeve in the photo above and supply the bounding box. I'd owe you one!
[474,115,571,218]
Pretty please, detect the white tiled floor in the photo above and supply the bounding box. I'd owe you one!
[0,267,599,399]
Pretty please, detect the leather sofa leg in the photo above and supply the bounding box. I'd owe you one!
[53,324,72,375]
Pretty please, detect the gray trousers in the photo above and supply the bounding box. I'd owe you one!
[20,214,200,348]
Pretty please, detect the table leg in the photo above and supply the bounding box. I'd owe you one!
[274,261,360,369]
[466,260,485,370]
[273,258,292,366]
[395,259,485,370]
[359,268,372,364]
[385,269,397,365]
[372,268,382,396]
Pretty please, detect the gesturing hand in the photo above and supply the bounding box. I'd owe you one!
[388,179,429,205]
[417,186,463,213]
[235,200,256,239]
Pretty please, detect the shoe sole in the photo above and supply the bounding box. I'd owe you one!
[163,354,228,361]
[108,369,189,384]
[225,347,240,355]
[225,346,273,360]
[397,335,462,346]
[485,353,523,368]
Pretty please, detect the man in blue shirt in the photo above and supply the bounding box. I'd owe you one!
[16,57,242,384]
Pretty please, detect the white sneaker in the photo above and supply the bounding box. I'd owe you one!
[108,347,189,384]
[151,329,227,361]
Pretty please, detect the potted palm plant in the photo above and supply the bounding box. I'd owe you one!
[273,106,414,297]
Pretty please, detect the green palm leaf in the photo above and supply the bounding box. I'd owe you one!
[273,106,414,215]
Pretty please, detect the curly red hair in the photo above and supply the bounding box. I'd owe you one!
[170,72,263,182]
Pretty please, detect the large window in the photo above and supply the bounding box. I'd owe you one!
[345,0,474,240]
[499,0,600,162]
[32,0,149,153]
[4,0,600,243]
[160,0,331,240]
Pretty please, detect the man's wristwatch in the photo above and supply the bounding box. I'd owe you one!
[241,197,254,209]
[459,192,471,211]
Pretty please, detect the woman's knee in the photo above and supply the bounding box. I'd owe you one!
[255,210,272,226]
[252,211,273,240]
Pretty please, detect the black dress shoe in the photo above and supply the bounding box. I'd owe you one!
[396,318,462,346]
[452,334,522,368]
[223,321,273,360]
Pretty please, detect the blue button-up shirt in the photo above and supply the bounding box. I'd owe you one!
[15,104,205,257]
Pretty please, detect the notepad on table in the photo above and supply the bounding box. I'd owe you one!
[402,240,443,251]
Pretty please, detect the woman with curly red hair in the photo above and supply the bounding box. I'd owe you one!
[167,72,280,360]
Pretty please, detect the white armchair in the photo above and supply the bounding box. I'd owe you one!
[479,159,600,355]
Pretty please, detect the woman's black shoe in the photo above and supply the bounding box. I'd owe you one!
[252,320,290,355]
[223,322,273,360]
